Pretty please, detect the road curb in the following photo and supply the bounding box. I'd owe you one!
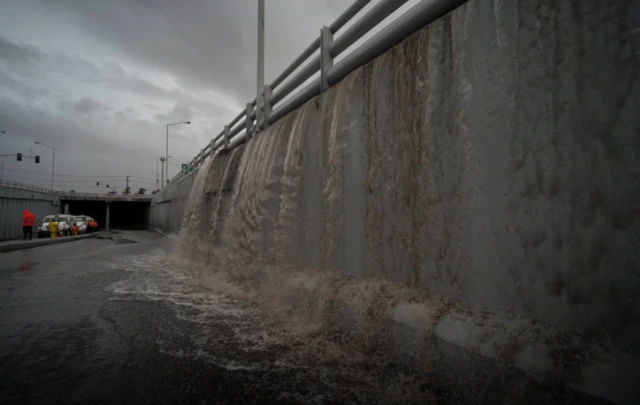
[0,232,102,253]
[259,269,639,405]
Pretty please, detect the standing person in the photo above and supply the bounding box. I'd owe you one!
[71,222,79,236]
[22,209,35,240]
[48,217,58,239]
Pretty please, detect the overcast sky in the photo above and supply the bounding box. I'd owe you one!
[0,0,418,193]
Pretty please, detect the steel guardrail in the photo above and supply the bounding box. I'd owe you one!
[168,0,466,186]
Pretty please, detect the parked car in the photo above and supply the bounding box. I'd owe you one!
[74,215,96,234]
[37,214,76,238]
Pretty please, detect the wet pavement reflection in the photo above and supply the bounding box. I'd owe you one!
[0,231,437,405]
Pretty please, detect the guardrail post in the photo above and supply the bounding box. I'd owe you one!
[321,26,334,92]
[223,125,231,149]
[256,98,264,135]
[263,85,272,129]
[210,138,216,155]
[245,103,254,141]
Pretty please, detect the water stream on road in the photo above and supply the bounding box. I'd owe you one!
[105,248,435,404]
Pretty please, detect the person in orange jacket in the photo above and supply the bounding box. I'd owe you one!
[71,222,79,236]
[22,209,35,240]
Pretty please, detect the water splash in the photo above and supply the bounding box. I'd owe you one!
[105,248,437,404]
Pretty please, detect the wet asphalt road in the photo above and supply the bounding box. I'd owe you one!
[0,231,436,405]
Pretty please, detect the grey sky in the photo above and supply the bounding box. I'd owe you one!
[0,0,418,192]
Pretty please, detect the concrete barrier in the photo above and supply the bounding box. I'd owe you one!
[0,232,102,253]
[0,184,61,241]
[151,0,639,402]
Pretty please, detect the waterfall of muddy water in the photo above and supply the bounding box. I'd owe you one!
[144,78,442,402]
[156,5,619,402]
[176,156,213,257]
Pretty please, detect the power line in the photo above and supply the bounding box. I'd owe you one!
[0,168,151,179]
[7,177,118,184]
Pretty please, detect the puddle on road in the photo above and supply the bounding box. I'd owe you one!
[104,249,435,404]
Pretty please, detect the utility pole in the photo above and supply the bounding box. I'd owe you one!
[125,175,130,193]
[257,0,265,131]
[160,157,165,187]
[156,157,159,190]
[34,141,55,189]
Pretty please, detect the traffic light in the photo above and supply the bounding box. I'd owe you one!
[17,153,22,161]
[35,155,40,164]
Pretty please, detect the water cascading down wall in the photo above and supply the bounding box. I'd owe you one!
[151,0,639,367]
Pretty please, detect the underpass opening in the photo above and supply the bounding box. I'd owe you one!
[109,201,150,230]
[61,200,150,230]
[62,200,107,226]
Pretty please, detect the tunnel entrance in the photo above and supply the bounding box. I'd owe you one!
[63,200,107,225]
[110,201,150,230]
[61,200,150,230]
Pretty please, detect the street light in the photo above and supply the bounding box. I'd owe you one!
[34,141,55,189]
[159,155,171,187]
[165,121,190,187]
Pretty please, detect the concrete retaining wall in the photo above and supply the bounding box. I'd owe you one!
[153,0,639,353]
[150,174,195,235]
[0,186,61,241]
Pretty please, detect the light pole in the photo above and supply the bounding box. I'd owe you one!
[165,121,190,186]
[34,141,55,189]
[0,131,6,180]
[156,157,159,190]
[160,156,171,187]
[257,0,265,130]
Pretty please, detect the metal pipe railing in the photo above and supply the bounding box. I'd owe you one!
[329,0,464,86]
[270,54,321,106]
[229,120,245,138]
[270,37,321,89]
[329,0,372,33]
[0,179,60,194]
[330,0,409,57]
[167,0,468,185]
[228,109,245,129]
[269,77,320,125]
[212,129,225,143]
[228,131,248,150]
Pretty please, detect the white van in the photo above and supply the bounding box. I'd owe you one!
[74,215,96,234]
[37,214,76,238]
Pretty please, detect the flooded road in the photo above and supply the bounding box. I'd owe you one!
[0,231,437,405]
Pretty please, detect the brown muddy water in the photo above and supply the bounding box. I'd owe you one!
[105,247,441,405]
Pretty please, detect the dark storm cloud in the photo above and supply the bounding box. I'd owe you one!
[71,97,108,116]
[0,95,202,184]
[0,0,353,190]
[31,0,343,104]
[0,70,46,99]
[0,35,234,117]
[153,104,194,124]
[0,35,102,81]
[0,35,44,65]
